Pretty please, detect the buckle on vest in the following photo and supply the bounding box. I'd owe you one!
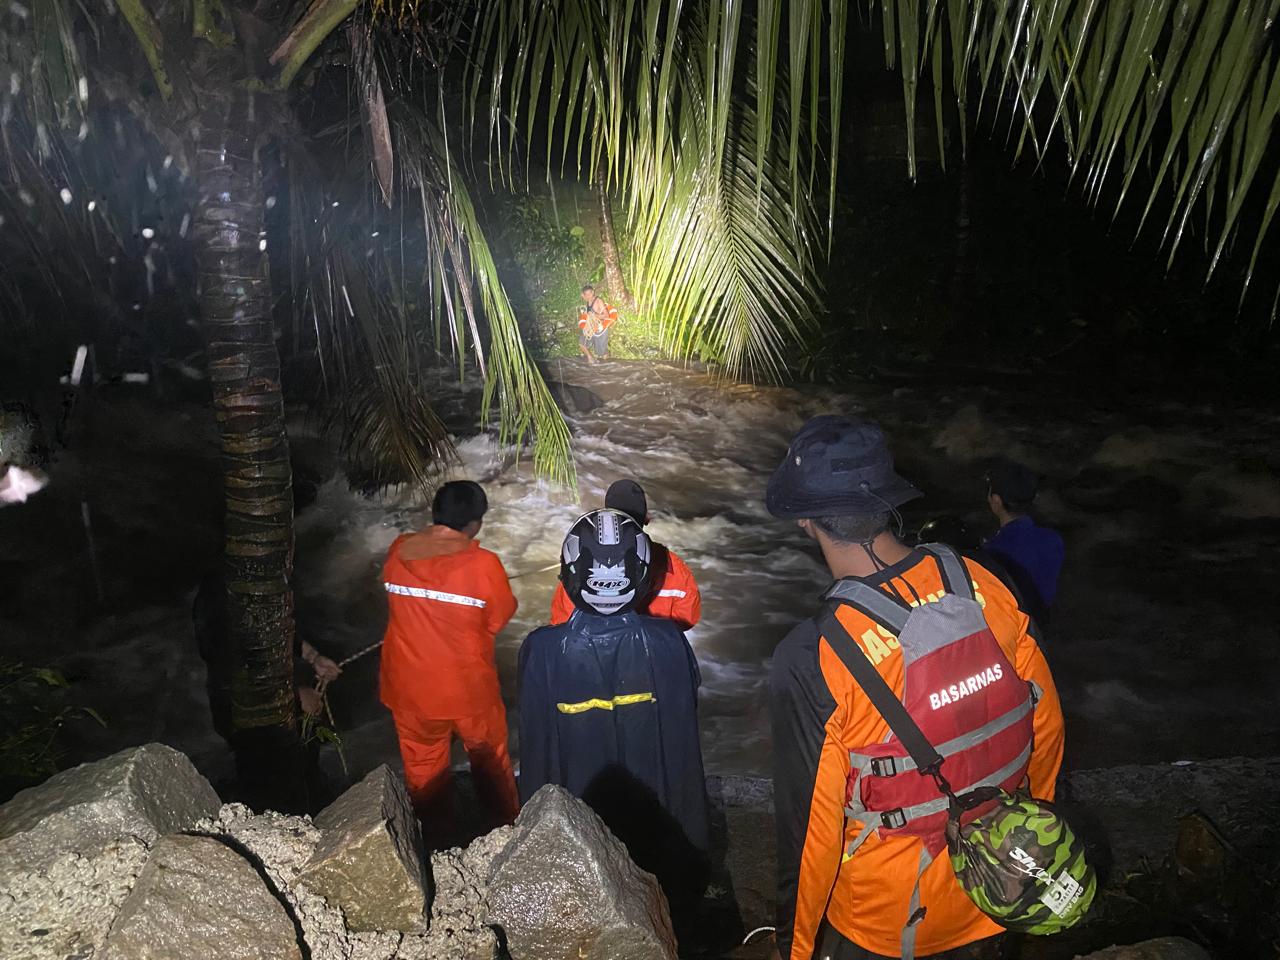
[881,808,907,829]
[870,756,898,777]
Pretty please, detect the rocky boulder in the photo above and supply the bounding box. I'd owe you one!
[0,743,222,960]
[0,743,221,876]
[100,833,301,960]
[487,784,676,960]
[1075,938,1212,959]
[299,765,427,932]
[545,380,605,415]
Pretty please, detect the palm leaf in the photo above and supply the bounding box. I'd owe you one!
[882,0,1280,305]
[468,0,833,380]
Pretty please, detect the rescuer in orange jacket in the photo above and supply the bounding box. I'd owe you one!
[379,480,520,833]
[765,417,1065,960]
[549,479,701,630]
[578,283,618,364]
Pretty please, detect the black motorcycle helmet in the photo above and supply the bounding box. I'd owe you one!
[560,508,653,615]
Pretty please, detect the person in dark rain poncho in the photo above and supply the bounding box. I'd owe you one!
[517,508,711,911]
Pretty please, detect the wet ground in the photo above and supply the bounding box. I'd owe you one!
[2,358,1278,796]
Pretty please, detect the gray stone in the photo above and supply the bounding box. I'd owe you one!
[300,764,427,932]
[1065,757,1280,872]
[487,784,676,960]
[546,380,605,415]
[0,743,221,876]
[0,836,149,960]
[100,833,301,960]
[1074,937,1212,960]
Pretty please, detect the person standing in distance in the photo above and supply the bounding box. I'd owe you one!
[983,460,1065,626]
[577,283,618,364]
[379,480,519,838]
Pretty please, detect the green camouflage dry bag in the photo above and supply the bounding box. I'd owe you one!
[946,787,1096,934]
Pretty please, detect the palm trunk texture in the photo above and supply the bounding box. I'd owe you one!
[192,84,305,809]
[599,186,636,310]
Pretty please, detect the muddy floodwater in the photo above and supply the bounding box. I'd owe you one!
[3,360,1279,792]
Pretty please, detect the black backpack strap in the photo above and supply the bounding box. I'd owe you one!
[817,603,943,775]
[823,579,912,636]
[917,543,973,600]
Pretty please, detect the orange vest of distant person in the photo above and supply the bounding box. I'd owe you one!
[550,544,700,630]
[379,527,517,719]
[578,297,619,337]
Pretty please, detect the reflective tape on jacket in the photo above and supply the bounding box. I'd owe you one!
[850,696,1034,778]
[656,589,686,598]
[384,582,487,608]
[556,692,656,714]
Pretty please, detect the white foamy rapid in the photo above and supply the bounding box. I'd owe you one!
[276,359,1280,780]
[292,362,837,776]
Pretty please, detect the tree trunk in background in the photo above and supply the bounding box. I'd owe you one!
[598,186,636,310]
[192,83,306,812]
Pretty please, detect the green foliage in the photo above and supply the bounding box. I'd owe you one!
[470,0,839,380]
[503,195,586,276]
[0,661,104,795]
[300,709,348,778]
[878,0,1280,307]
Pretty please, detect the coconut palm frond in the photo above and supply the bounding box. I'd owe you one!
[386,100,575,484]
[281,142,452,492]
[881,0,1280,301]
[628,56,821,378]
[468,0,834,379]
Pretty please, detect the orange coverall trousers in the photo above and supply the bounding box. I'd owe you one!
[391,696,520,829]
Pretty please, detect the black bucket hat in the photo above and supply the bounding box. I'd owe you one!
[766,415,921,519]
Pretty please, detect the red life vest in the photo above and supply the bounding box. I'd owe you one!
[824,546,1036,861]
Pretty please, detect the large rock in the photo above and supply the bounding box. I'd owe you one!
[1074,938,1212,960]
[545,380,605,415]
[100,833,301,960]
[0,743,220,875]
[0,744,219,960]
[487,784,676,960]
[299,764,427,932]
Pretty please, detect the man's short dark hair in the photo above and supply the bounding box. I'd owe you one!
[813,511,891,544]
[987,460,1038,514]
[432,480,488,530]
[581,283,595,294]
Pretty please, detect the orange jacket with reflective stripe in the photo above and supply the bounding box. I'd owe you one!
[379,526,518,719]
[771,551,1064,960]
[550,544,700,630]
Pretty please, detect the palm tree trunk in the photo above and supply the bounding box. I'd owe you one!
[192,83,305,811]
[598,185,636,310]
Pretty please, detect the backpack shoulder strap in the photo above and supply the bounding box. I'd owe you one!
[917,543,973,600]
[817,603,943,775]
[822,578,912,636]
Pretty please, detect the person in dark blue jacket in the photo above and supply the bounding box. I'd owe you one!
[984,460,1065,625]
[517,507,710,910]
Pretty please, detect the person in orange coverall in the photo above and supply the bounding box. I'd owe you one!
[379,480,519,833]
[549,478,701,630]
